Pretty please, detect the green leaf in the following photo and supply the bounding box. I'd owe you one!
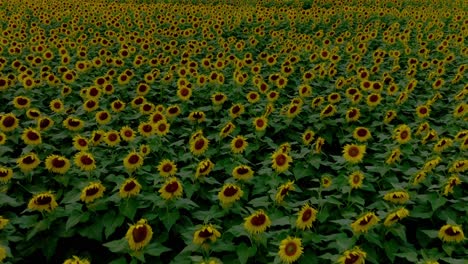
[0,193,22,207]
[292,162,310,180]
[390,225,407,241]
[248,196,270,208]
[271,216,290,227]
[421,230,439,239]
[440,257,467,264]
[160,210,180,232]
[394,252,418,262]
[429,195,447,211]
[144,242,171,257]
[103,238,128,253]
[383,239,399,263]
[442,244,455,256]
[66,211,89,231]
[26,219,50,240]
[120,198,139,220]
[109,257,128,264]
[237,243,257,264]
[104,213,125,239]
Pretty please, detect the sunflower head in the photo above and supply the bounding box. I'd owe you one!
[27,191,58,212]
[80,182,106,203]
[126,219,153,251]
[278,237,303,264]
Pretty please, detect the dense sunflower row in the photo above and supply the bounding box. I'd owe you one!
[0,0,467,263]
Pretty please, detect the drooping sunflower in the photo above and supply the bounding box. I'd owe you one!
[278,237,303,264]
[296,204,318,230]
[220,122,235,138]
[27,192,58,212]
[386,148,401,165]
[343,144,366,163]
[21,128,41,145]
[0,167,13,184]
[345,107,361,123]
[63,256,90,264]
[126,219,153,251]
[45,155,71,174]
[193,224,221,246]
[157,159,177,178]
[275,181,295,204]
[384,110,397,124]
[422,156,442,172]
[302,129,315,145]
[349,171,365,189]
[232,165,254,181]
[159,177,183,200]
[433,138,453,153]
[190,136,209,156]
[17,152,40,173]
[338,247,366,264]
[63,117,84,131]
[244,210,272,235]
[218,184,243,207]
[350,212,380,233]
[80,182,106,203]
[195,159,214,179]
[321,175,332,188]
[231,135,248,154]
[384,207,410,227]
[320,104,337,118]
[188,111,206,123]
[438,224,465,243]
[383,190,410,204]
[442,175,461,196]
[229,103,245,119]
[74,152,96,171]
[119,178,142,198]
[271,151,293,173]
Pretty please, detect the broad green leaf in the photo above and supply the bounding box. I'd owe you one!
[103,238,128,253]
[237,243,257,264]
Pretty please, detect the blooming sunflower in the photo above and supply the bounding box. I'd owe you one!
[383,190,410,204]
[104,130,121,147]
[120,126,136,142]
[246,91,260,104]
[338,247,366,264]
[27,191,58,212]
[119,178,142,198]
[244,210,271,235]
[159,177,183,200]
[275,181,295,203]
[321,175,332,188]
[320,104,337,118]
[271,151,292,173]
[195,159,214,179]
[351,212,380,233]
[63,117,84,131]
[253,116,268,132]
[157,159,177,178]
[229,103,245,119]
[438,224,465,243]
[63,256,90,264]
[96,111,112,125]
[218,184,243,207]
[21,128,42,145]
[343,144,366,163]
[220,122,235,138]
[190,136,209,156]
[126,219,153,251]
[155,120,170,136]
[72,135,89,151]
[232,165,254,181]
[138,122,154,137]
[80,182,106,203]
[296,204,318,230]
[0,167,13,184]
[166,105,181,119]
[123,151,144,171]
[193,224,221,246]
[50,99,64,113]
[45,155,71,174]
[384,207,410,227]
[211,92,227,106]
[302,129,315,145]
[17,152,40,173]
[111,100,126,113]
[345,108,361,123]
[13,96,31,109]
[231,135,248,154]
[349,171,365,189]
[26,108,41,119]
[416,105,431,118]
[366,93,382,107]
[74,152,96,171]
[278,237,303,264]
[352,127,372,142]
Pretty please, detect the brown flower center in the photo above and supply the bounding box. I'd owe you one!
[236,167,248,175]
[164,181,179,193]
[35,195,52,205]
[162,163,173,173]
[86,186,100,196]
[128,154,140,164]
[158,123,167,132]
[234,139,244,149]
[301,208,312,222]
[124,181,136,192]
[345,253,360,264]
[400,130,409,140]
[359,215,373,226]
[357,129,368,137]
[27,131,39,140]
[285,242,298,256]
[348,146,360,157]
[223,186,238,197]
[250,214,266,226]
[445,227,460,236]
[52,158,66,168]
[194,138,205,150]
[68,119,81,127]
[40,119,50,129]
[2,116,15,127]
[80,155,94,165]
[99,112,109,120]
[275,154,287,166]
[22,156,36,164]
[198,228,213,238]
[132,225,148,243]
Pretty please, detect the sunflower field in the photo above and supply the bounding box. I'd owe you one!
[0,0,467,263]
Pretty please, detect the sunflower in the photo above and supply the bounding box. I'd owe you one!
[416,105,431,118]
[104,130,121,146]
[0,216,9,230]
[159,177,183,200]
[195,159,214,179]
[0,167,13,184]
[63,117,84,131]
[193,224,221,246]
[244,210,271,235]
[346,108,361,122]
[74,152,96,171]
[422,156,442,172]
[63,256,90,264]
[166,105,181,119]
[229,104,245,119]
[155,120,170,136]
[45,155,71,174]
[27,192,58,212]
[384,208,410,227]
[232,165,254,181]
[26,108,41,119]
[21,128,42,145]
[211,92,227,106]
[253,116,268,132]
[95,111,112,125]
[275,181,295,204]
[13,96,31,109]
[72,135,89,151]
[83,99,99,112]
[246,91,260,104]
[220,122,235,138]
[120,126,136,142]
[80,182,106,203]
[138,122,154,137]
[301,129,315,145]
[352,127,371,142]
[366,93,382,107]
[157,159,177,178]
[384,110,397,123]
[328,92,341,104]
[343,144,366,163]
[442,175,461,196]
[383,190,410,204]
[17,152,40,173]
[321,175,332,188]
[0,113,19,132]
[349,171,365,189]
[271,151,293,173]
[231,135,248,154]
[218,184,243,207]
[415,122,431,136]
[177,87,192,101]
[338,247,366,264]
[351,212,380,233]
[453,103,467,118]
[119,178,142,198]
[433,138,453,153]
[188,111,206,123]
[320,104,337,118]
[296,204,318,230]
[50,99,65,113]
[393,124,412,144]
[190,136,209,156]
[126,219,153,251]
[89,130,105,146]
[438,224,465,243]
[449,160,468,173]
[277,237,303,264]
[111,99,126,113]
[421,129,438,144]
[123,151,144,171]
[386,148,401,165]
